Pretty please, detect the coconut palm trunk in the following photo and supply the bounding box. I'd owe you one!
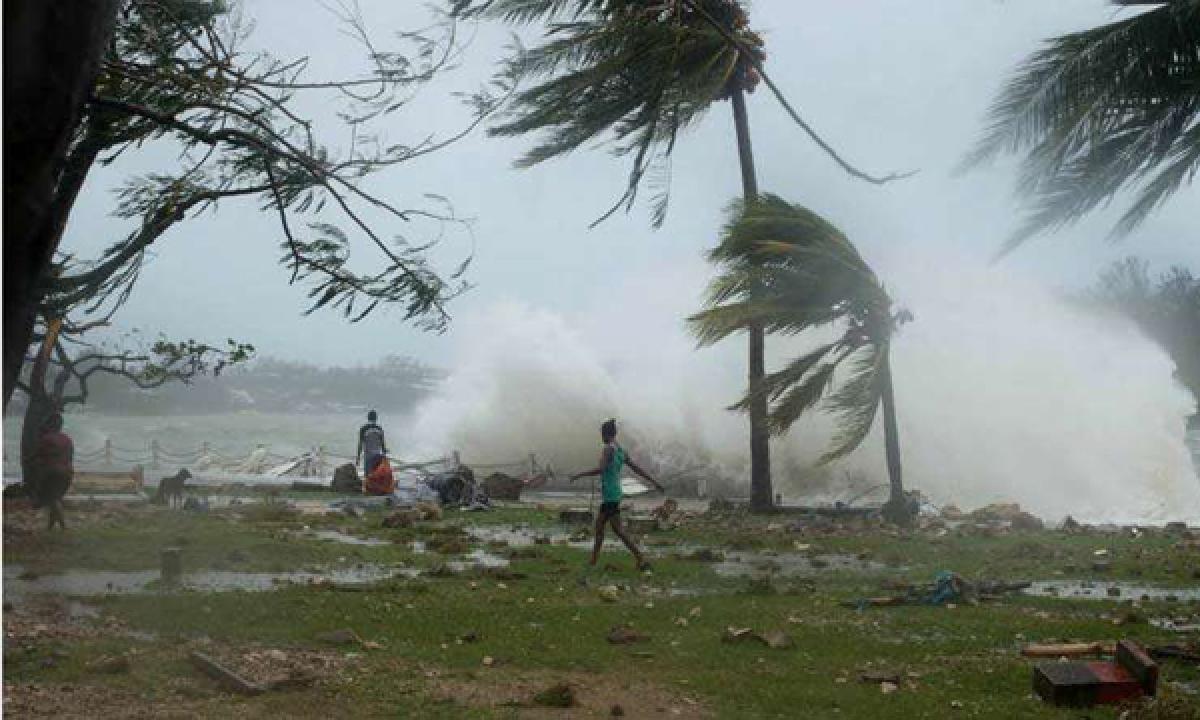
[879,353,903,506]
[729,73,772,512]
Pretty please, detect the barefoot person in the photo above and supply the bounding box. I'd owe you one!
[571,418,664,571]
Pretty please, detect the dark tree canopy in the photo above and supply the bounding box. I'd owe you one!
[3,0,514,410]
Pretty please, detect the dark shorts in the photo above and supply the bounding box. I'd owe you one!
[364,453,383,476]
[598,501,621,518]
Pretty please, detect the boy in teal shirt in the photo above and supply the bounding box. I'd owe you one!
[571,418,664,571]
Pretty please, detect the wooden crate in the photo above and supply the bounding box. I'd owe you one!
[1033,639,1157,708]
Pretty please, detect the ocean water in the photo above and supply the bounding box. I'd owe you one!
[4,411,1198,520]
[2,410,484,475]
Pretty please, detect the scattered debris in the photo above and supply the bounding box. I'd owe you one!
[331,464,361,493]
[756,630,795,650]
[721,627,755,643]
[1149,644,1200,666]
[598,585,620,602]
[482,473,523,502]
[1022,642,1110,659]
[189,651,265,696]
[88,654,132,674]
[848,571,1028,608]
[559,508,594,525]
[414,502,443,522]
[533,682,577,708]
[651,498,678,522]
[161,547,183,585]
[683,548,725,563]
[1032,639,1158,708]
[381,511,416,529]
[607,625,649,645]
[315,628,361,646]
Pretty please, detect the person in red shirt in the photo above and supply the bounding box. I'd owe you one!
[33,412,73,530]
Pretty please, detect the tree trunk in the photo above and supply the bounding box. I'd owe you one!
[880,354,903,502]
[730,78,772,513]
[19,320,64,501]
[879,351,911,526]
[3,0,119,411]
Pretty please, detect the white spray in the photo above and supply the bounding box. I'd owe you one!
[407,256,1200,524]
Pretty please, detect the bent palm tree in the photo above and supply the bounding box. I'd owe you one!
[459,0,775,509]
[688,195,914,523]
[964,0,1200,252]
[453,0,903,512]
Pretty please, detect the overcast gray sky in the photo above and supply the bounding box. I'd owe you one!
[62,0,1198,367]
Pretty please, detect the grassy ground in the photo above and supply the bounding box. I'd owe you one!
[3,499,1198,718]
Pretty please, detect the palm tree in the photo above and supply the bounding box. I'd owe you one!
[963,0,1200,253]
[452,0,904,512]
[456,0,774,508]
[688,195,914,523]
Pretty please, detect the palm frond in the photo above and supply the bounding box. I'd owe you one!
[730,341,843,411]
[762,361,839,432]
[691,193,901,460]
[818,343,888,464]
[963,0,1200,249]
[479,0,757,226]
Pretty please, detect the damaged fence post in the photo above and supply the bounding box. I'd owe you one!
[161,547,182,585]
[453,450,461,469]
[104,438,113,467]
[150,439,161,470]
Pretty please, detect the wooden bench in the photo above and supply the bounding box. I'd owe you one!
[71,466,144,495]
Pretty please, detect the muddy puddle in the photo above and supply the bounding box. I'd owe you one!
[712,552,889,578]
[1150,616,1200,632]
[304,529,390,547]
[4,563,416,599]
[448,549,511,572]
[1023,581,1200,602]
[466,525,587,548]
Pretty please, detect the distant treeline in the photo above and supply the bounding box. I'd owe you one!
[51,355,445,416]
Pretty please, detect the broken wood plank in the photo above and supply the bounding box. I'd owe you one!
[1022,642,1111,658]
[1116,640,1158,697]
[189,651,265,696]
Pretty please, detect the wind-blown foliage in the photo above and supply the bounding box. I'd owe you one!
[964,0,1200,252]
[1084,256,1200,411]
[689,195,905,463]
[453,0,907,227]
[40,0,515,332]
[457,0,764,226]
